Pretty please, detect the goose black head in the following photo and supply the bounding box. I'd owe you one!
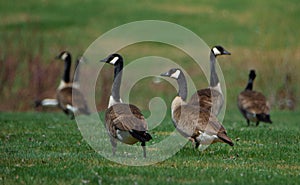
[211,46,231,56]
[249,69,256,80]
[160,68,182,79]
[100,53,123,66]
[56,51,71,61]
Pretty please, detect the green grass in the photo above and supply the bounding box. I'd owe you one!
[0,111,299,184]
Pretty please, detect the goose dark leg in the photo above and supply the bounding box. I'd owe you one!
[247,119,250,126]
[110,137,117,156]
[256,121,260,126]
[69,112,75,119]
[141,142,146,158]
[195,141,200,149]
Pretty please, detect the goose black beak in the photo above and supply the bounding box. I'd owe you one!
[223,50,231,55]
[100,57,108,63]
[160,71,170,77]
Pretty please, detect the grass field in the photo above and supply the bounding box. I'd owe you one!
[0,111,299,184]
[1,0,300,184]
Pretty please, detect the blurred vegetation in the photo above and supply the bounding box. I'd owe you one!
[0,0,299,111]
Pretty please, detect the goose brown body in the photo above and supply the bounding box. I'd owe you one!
[238,70,272,126]
[172,96,234,147]
[56,86,90,117]
[105,104,151,145]
[189,88,223,116]
[161,68,234,149]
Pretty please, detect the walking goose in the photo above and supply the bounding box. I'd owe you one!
[161,68,234,148]
[100,53,152,157]
[238,70,272,126]
[189,46,230,116]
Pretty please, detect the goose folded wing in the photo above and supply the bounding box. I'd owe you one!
[239,91,270,114]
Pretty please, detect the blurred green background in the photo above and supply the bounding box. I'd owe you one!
[0,0,299,111]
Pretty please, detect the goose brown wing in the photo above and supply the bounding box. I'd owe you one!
[172,105,210,137]
[105,104,148,137]
[238,90,270,114]
[57,87,90,114]
[189,88,223,115]
[56,87,72,110]
[173,104,233,145]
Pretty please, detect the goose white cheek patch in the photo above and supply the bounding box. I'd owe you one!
[61,52,69,60]
[212,47,221,55]
[110,57,119,65]
[170,70,181,79]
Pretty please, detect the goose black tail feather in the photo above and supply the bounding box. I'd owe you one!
[218,134,234,146]
[130,130,152,142]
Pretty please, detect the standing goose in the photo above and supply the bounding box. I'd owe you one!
[189,46,230,116]
[35,52,83,108]
[55,51,90,119]
[238,70,272,126]
[100,53,152,158]
[161,68,234,149]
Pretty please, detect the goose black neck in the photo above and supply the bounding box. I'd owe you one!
[63,57,71,83]
[177,72,187,101]
[210,51,219,87]
[112,60,123,101]
[245,78,254,90]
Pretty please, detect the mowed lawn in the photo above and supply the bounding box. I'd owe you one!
[0,110,299,184]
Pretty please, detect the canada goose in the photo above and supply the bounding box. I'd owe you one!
[238,70,272,126]
[189,46,230,116]
[35,52,89,118]
[55,51,90,119]
[35,53,85,109]
[100,53,152,157]
[161,68,234,148]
